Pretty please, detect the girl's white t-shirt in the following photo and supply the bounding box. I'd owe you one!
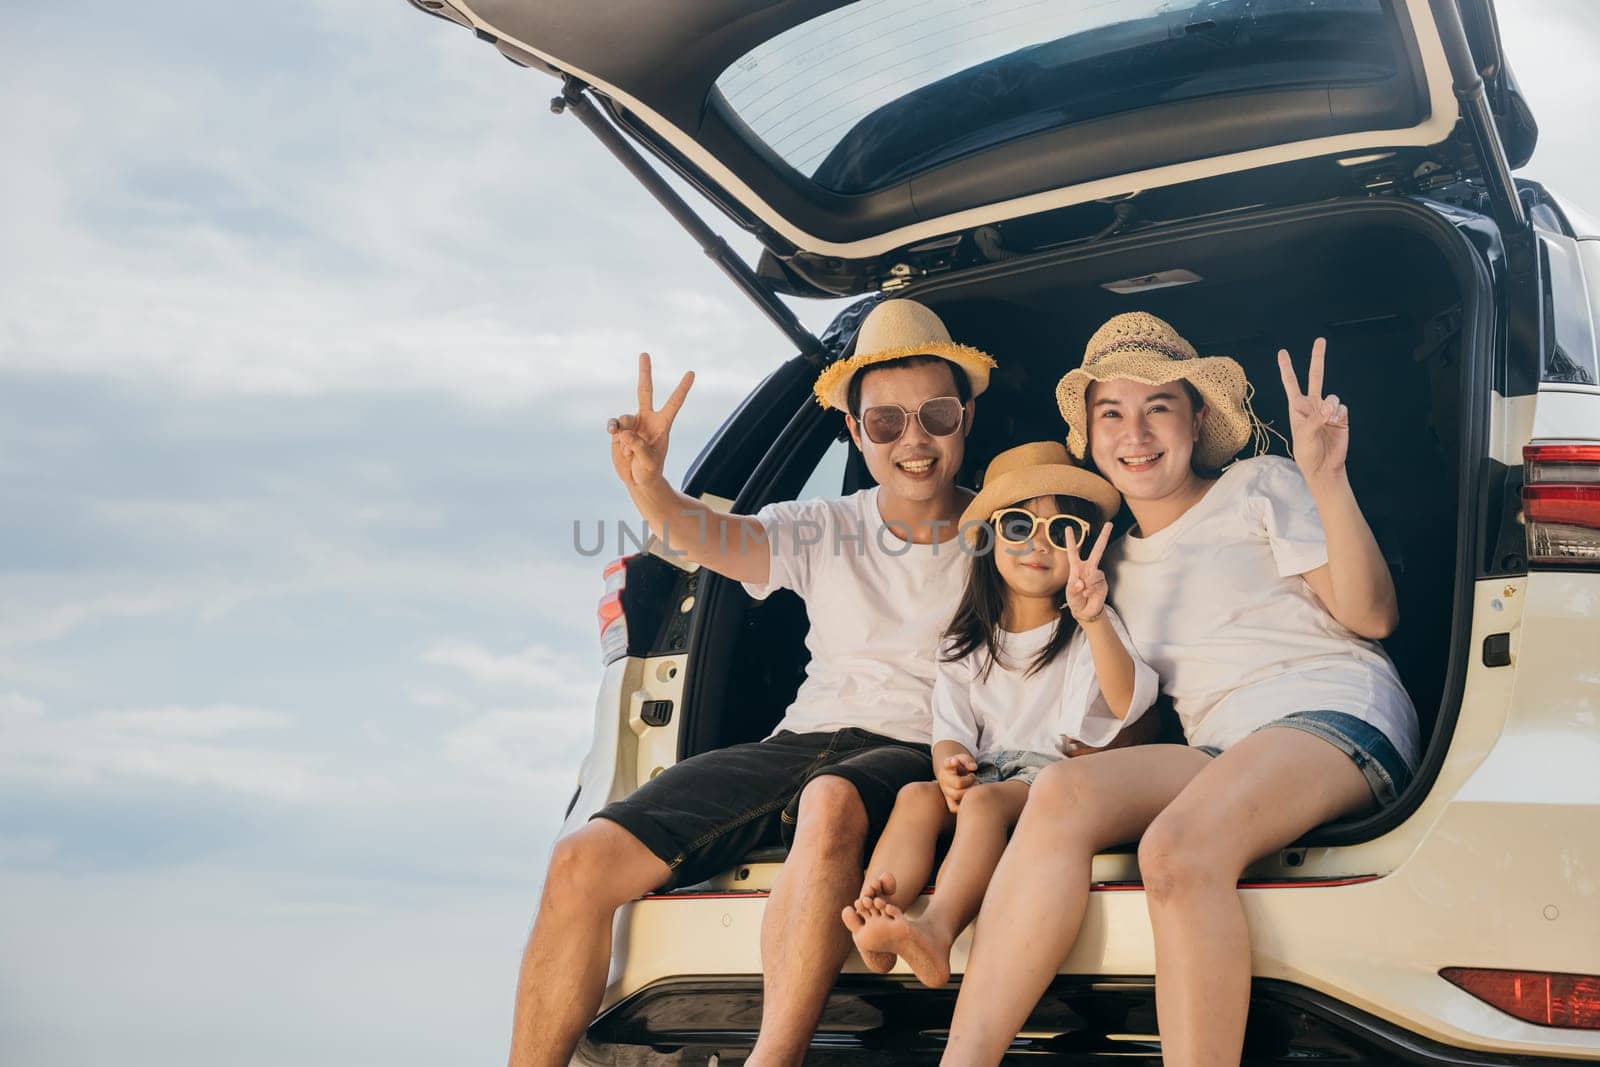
[932,608,1158,758]
[1105,456,1420,769]
[740,487,970,745]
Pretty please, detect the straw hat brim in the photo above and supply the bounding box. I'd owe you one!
[959,464,1121,547]
[1055,350,1252,470]
[814,342,996,412]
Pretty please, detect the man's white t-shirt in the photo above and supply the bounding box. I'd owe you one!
[740,487,969,744]
[932,608,1158,759]
[1105,456,1420,769]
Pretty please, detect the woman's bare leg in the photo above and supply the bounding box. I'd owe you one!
[852,780,1030,987]
[941,746,1212,1065]
[1139,728,1377,1067]
[842,781,952,972]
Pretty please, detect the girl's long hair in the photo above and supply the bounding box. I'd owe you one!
[941,493,1103,682]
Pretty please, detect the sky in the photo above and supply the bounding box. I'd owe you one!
[0,2,1595,1064]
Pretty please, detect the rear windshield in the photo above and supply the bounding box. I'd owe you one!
[714,0,1406,195]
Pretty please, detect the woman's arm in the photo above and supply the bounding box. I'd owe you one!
[1277,340,1399,640]
[1299,474,1398,639]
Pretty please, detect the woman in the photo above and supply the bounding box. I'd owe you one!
[939,312,1419,1066]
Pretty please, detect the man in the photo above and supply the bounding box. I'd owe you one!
[507,299,996,1067]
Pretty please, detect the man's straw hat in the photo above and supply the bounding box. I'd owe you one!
[814,299,997,412]
[1056,312,1264,470]
[959,441,1121,548]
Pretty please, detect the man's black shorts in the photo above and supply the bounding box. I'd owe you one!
[592,727,931,890]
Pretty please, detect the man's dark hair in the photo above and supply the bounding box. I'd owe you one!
[942,493,1102,682]
[846,355,971,419]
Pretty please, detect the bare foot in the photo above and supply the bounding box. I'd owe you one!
[852,902,954,988]
[861,871,897,907]
[842,872,899,973]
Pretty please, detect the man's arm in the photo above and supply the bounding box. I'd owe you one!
[608,353,771,586]
[623,476,772,586]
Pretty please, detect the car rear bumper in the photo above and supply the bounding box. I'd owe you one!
[579,975,1588,1066]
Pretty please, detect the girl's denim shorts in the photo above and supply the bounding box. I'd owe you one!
[973,749,1057,786]
[1194,709,1412,805]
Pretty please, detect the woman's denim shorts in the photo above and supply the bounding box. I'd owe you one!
[1194,710,1412,805]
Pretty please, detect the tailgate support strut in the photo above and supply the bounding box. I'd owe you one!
[1428,0,1525,232]
[553,78,827,363]
[1429,0,1542,393]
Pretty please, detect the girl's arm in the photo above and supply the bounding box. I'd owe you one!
[1064,523,1137,718]
[1277,341,1398,640]
[932,740,977,812]
[931,653,981,810]
[1079,615,1137,719]
[933,739,976,766]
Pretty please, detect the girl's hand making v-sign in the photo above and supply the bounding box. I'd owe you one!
[1063,522,1114,624]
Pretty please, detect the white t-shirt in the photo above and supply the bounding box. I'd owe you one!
[740,487,970,744]
[1105,456,1420,769]
[932,607,1158,760]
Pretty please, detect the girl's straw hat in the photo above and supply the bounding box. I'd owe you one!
[814,299,997,412]
[1055,312,1267,470]
[959,441,1122,547]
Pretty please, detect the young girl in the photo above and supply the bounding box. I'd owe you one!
[839,441,1158,988]
[940,314,1421,1066]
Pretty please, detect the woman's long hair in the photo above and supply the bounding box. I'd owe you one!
[941,493,1103,682]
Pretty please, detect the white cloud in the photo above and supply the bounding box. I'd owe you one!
[88,704,291,738]
[422,638,595,694]
[0,691,46,724]
[443,705,595,788]
[422,639,599,786]
[404,685,478,716]
[0,694,337,803]
[0,589,191,648]
[0,0,787,411]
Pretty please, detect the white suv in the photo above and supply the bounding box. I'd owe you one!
[407,1,1600,1062]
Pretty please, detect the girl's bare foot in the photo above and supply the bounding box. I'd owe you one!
[841,872,899,973]
[852,901,955,988]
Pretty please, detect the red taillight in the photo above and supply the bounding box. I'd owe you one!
[1441,968,1600,1030]
[1523,443,1600,565]
[597,556,634,665]
[1524,485,1600,527]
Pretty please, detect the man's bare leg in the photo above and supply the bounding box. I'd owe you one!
[507,818,672,1067]
[746,774,870,1067]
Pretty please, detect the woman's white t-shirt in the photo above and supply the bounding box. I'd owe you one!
[932,608,1159,759]
[1105,456,1420,770]
[740,487,970,745]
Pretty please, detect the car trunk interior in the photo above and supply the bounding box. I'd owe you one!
[684,197,1485,851]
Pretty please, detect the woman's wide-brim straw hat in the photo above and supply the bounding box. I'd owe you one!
[1055,312,1258,471]
[959,441,1121,548]
[814,298,997,412]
